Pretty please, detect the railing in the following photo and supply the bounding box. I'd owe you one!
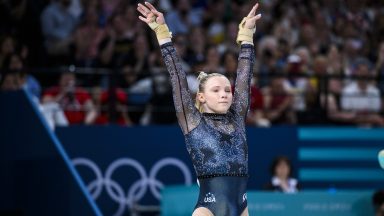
[2,65,384,126]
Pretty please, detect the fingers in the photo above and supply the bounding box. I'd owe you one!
[145,2,157,12]
[247,3,259,17]
[247,14,261,23]
[244,13,261,29]
[138,15,149,23]
[137,3,151,17]
[145,2,163,17]
[137,2,163,24]
[137,5,148,17]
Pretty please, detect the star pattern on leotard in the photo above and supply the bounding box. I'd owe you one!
[161,42,253,177]
[219,133,232,144]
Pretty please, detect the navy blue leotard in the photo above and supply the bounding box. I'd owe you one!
[160,42,254,216]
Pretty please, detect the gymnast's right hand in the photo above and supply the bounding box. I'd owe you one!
[137,2,172,41]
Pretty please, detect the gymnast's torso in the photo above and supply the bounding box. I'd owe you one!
[187,111,249,216]
[185,111,248,178]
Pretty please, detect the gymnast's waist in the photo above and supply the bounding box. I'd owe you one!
[197,173,249,179]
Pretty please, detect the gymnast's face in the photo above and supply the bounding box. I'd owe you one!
[198,76,233,114]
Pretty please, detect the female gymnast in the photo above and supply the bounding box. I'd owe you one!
[137,2,261,215]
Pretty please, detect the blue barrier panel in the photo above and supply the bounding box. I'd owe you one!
[298,127,384,189]
[299,127,384,140]
[55,125,384,214]
[299,147,382,160]
[161,185,374,216]
[56,125,195,216]
[55,126,299,215]
[0,90,101,216]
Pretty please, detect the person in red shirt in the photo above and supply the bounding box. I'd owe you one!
[246,83,270,127]
[264,74,296,125]
[42,71,97,125]
[93,88,133,126]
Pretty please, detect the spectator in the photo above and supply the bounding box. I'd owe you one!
[2,53,41,99]
[98,11,134,68]
[0,0,46,67]
[119,64,138,89]
[298,23,320,56]
[130,33,151,80]
[303,54,328,124]
[201,45,224,74]
[3,0,384,127]
[246,80,269,127]
[172,34,191,73]
[68,0,83,20]
[41,0,78,65]
[165,0,203,35]
[326,44,344,94]
[222,50,238,85]
[204,0,227,45]
[340,58,384,127]
[72,6,106,67]
[0,71,19,91]
[42,69,97,125]
[92,87,132,126]
[146,69,177,125]
[186,26,206,66]
[264,74,296,125]
[100,0,121,18]
[264,156,299,193]
[217,21,240,55]
[256,36,279,88]
[374,41,384,94]
[0,36,16,69]
[283,53,311,113]
[318,53,366,126]
[312,45,346,125]
[1,53,67,130]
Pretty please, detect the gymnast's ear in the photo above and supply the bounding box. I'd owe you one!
[197,92,205,103]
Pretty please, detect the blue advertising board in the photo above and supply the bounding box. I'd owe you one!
[1,90,383,216]
[161,185,374,216]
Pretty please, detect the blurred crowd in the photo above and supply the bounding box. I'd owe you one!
[1,0,384,127]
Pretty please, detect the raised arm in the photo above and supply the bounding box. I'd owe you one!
[232,3,261,118]
[137,2,200,134]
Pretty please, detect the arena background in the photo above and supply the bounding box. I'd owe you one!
[1,89,382,215]
[1,0,384,215]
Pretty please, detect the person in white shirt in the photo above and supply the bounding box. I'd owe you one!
[264,156,299,193]
[341,59,384,127]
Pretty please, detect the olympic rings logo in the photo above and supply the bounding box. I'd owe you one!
[72,157,192,216]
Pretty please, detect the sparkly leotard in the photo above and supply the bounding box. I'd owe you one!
[160,42,254,216]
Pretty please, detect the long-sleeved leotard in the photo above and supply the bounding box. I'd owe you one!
[160,42,255,178]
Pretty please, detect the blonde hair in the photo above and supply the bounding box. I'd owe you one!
[195,71,226,113]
